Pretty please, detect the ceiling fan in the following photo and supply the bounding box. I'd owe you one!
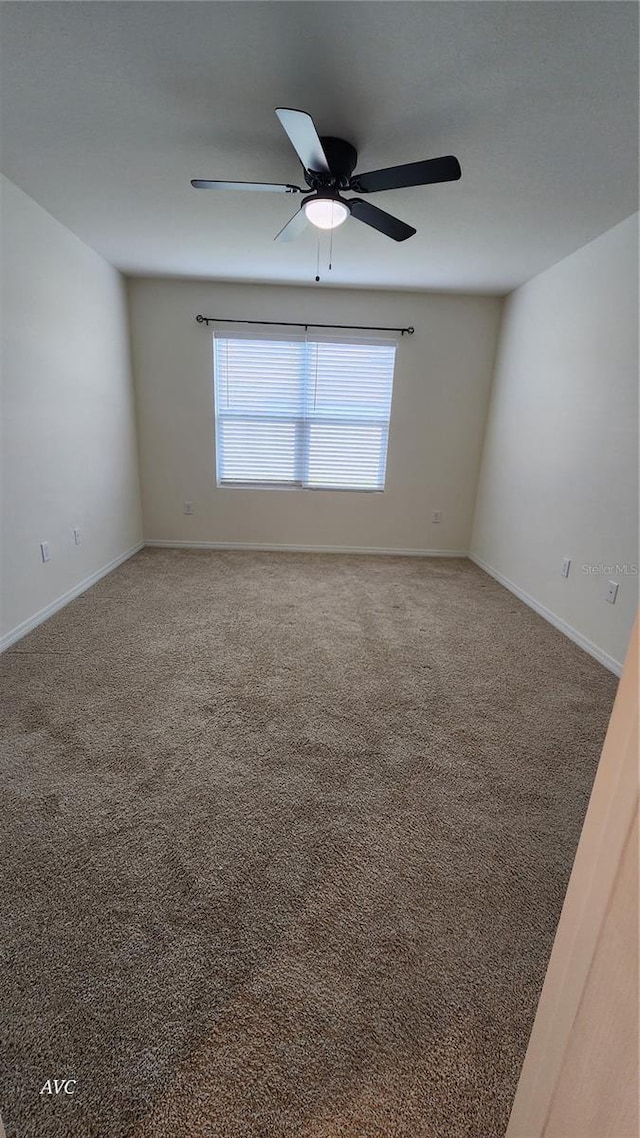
[191,108,462,243]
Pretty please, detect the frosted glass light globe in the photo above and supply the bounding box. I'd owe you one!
[303,198,349,230]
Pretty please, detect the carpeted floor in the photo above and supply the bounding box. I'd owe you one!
[0,549,618,1138]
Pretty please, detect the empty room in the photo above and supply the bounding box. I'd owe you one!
[0,2,638,1137]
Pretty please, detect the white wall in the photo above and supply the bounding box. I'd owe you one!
[128,278,502,553]
[471,214,639,673]
[1,176,142,646]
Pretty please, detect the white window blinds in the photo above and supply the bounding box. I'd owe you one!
[213,333,397,491]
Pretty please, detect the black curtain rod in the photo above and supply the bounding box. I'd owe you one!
[195,314,414,335]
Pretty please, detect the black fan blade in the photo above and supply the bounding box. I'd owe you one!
[352,156,461,194]
[349,199,416,242]
[275,108,330,174]
[274,208,309,242]
[191,179,301,193]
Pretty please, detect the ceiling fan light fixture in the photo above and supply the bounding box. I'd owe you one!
[303,197,349,230]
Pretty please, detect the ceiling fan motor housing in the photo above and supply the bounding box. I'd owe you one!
[304,136,358,189]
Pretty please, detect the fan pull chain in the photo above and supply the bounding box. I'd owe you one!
[329,224,334,273]
[315,231,320,282]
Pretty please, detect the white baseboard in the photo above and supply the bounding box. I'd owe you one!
[2,538,622,675]
[144,539,467,558]
[469,552,622,676]
[0,541,144,653]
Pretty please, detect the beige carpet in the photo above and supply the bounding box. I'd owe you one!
[0,549,617,1138]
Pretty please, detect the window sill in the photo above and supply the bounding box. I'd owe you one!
[216,483,384,494]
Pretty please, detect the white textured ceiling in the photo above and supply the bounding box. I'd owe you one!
[1,1,637,293]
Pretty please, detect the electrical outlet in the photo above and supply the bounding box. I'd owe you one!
[40,541,51,563]
[431,510,442,524]
[73,527,81,545]
[561,557,571,578]
[183,502,193,516]
[605,580,619,605]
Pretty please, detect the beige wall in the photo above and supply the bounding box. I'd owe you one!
[471,214,639,673]
[128,277,502,553]
[0,176,142,646]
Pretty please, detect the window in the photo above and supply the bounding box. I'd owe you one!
[213,332,397,491]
